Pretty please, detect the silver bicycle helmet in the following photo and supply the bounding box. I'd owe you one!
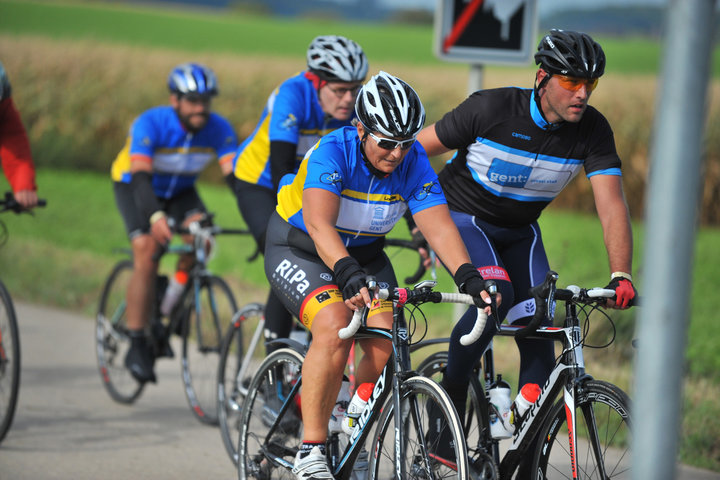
[307,35,368,83]
[0,61,11,102]
[534,29,605,78]
[167,62,219,96]
[355,71,425,139]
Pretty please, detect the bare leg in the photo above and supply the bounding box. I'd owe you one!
[126,234,159,331]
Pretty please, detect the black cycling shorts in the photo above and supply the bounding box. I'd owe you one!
[113,182,207,240]
[264,212,396,329]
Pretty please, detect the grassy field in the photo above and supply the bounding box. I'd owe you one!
[1,0,719,470]
[2,0,720,75]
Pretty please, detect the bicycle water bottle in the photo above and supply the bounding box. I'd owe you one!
[160,270,188,317]
[342,382,374,436]
[328,378,351,434]
[510,383,541,428]
[487,375,513,439]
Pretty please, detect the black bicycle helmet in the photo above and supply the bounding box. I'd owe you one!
[355,71,425,139]
[0,61,11,102]
[534,29,605,78]
[167,63,218,97]
[307,35,368,83]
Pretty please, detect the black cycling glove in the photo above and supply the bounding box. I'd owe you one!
[333,256,368,301]
[454,263,485,298]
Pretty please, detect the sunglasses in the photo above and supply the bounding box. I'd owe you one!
[367,131,415,151]
[325,83,362,98]
[555,75,599,93]
[181,92,213,104]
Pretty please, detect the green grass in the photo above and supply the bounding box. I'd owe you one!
[2,0,719,76]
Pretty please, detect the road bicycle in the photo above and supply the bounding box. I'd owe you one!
[416,270,633,479]
[95,214,247,424]
[236,279,491,480]
[216,237,430,464]
[0,192,46,443]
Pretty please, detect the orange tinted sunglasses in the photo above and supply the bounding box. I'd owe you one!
[555,75,599,92]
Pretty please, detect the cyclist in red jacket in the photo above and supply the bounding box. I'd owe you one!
[0,61,39,209]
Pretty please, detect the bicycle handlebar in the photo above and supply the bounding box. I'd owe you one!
[517,270,636,339]
[0,192,47,214]
[338,282,480,340]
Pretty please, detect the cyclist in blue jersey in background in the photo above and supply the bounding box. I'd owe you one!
[230,35,368,353]
[264,71,494,480]
[417,30,638,469]
[111,63,238,383]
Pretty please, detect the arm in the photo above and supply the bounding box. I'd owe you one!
[413,204,494,311]
[130,154,172,244]
[0,97,38,208]
[590,174,635,308]
[303,187,369,311]
[417,124,451,157]
[270,140,298,193]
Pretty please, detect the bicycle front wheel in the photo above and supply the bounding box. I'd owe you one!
[95,260,144,404]
[239,348,304,480]
[0,281,20,443]
[369,375,469,480]
[181,274,237,425]
[217,302,265,464]
[531,380,632,480]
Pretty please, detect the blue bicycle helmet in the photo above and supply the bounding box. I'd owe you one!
[167,63,218,97]
[0,61,11,102]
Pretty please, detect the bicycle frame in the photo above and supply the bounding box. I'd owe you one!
[488,319,587,478]
[257,309,421,479]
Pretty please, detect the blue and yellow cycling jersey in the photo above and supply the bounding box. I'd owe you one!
[232,72,355,189]
[111,105,238,198]
[276,127,446,247]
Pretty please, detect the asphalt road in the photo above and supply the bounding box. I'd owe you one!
[2,302,719,480]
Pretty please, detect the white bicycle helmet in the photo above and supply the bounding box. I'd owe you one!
[355,71,425,139]
[307,35,368,83]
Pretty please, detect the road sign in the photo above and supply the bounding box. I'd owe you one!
[434,0,538,65]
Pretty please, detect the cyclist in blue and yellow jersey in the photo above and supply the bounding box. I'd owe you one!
[231,35,368,354]
[0,60,39,209]
[264,71,494,480]
[417,30,637,468]
[111,63,238,384]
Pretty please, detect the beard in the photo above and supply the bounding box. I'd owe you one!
[177,111,210,132]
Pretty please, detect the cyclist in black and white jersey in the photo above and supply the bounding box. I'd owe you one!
[417,29,637,428]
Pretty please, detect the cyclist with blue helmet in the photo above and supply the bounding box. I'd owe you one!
[230,35,368,355]
[111,62,238,383]
[264,71,493,479]
[417,29,637,469]
[0,60,39,209]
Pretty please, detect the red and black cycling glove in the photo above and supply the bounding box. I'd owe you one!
[605,273,637,308]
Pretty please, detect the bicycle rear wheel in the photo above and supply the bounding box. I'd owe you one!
[217,302,265,464]
[0,281,20,443]
[369,375,469,480]
[531,380,632,480]
[238,348,304,480]
[181,274,237,425]
[95,260,144,404]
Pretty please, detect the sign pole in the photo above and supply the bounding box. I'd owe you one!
[468,64,484,94]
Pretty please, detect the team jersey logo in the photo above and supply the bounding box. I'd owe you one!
[280,113,297,130]
[321,171,342,185]
[412,181,442,201]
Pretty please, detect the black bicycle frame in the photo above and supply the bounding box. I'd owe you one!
[259,304,420,480]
